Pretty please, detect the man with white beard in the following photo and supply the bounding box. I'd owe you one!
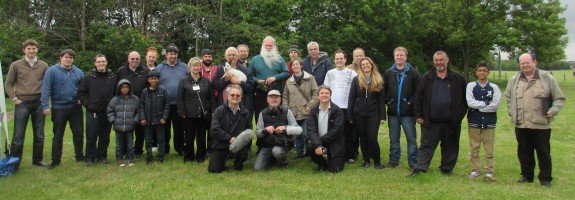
[248,36,290,122]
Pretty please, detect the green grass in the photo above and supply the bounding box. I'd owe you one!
[1,70,574,199]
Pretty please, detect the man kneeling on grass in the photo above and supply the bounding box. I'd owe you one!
[307,85,345,173]
[208,85,253,173]
[254,90,302,170]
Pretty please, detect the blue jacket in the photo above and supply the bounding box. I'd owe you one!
[155,60,189,105]
[41,63,84,110]
[302,55,332,86]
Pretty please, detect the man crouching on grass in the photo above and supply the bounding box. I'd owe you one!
[254,90,302,170]
[208,85,253,173]
[307,85,345,173]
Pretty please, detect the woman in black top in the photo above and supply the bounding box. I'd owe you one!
[177,57,214,162]
[347,57,386,169]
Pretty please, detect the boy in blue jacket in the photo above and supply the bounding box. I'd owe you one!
[107,79,140,167]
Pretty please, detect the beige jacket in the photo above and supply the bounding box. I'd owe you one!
[282,71,319,120]
[504,69,565,129]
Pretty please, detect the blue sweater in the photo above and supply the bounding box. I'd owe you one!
[155,60,189,105]
[41,63,84,109]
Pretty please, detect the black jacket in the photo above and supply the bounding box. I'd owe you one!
[302,55,333,85]
[177,75,214,118]
[307,102,345,158]
[383,64,420,116]
[139,86,170,125]
[347,77,386,121]
[414,69,468,127]
[210,104,251,150]
[117,64,150,98]
[77,69,118,113]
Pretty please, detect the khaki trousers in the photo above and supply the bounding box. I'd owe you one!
[468,127,495,174]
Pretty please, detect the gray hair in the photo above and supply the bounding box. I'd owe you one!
[307,41,319,50]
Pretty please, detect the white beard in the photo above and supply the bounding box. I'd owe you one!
[260,47,281,68]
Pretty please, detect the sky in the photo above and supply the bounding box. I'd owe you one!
[560,0,575,61]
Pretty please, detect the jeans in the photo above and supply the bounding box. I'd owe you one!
[115,131,135,162]
[254,146,287,170]
[10,100,46,164]
[133,124,145,156]
[293,119,308,156]
[51,105,84,163]
[387,115,418,166]
[85,111,112,162]
[145,125,165,161]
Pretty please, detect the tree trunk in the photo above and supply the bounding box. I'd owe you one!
[80,0,86,51]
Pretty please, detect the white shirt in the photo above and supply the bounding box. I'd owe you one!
[324,68,357,108]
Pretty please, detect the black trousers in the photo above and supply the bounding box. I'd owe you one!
[355,114,381,164]
[515,128,552,182]
[208,148,249,173]
[133,124,145,156]
[183,117,207,161]
[414,122,461,172]
[342,109,357,160]
[164,105,184,155]
[307,143,344,173]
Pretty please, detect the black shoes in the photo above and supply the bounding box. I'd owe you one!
[362,161,371,168]
[374,163,383,170]
[32,161,49,167]
[47,162,60,170]
[540,180,551,187]
[385,162,399,168]
[517,176,534,183]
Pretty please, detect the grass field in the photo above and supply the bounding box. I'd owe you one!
[1,70,574,199]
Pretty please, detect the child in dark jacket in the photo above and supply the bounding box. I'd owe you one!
[139,71,169,164]
[107,79,140,167]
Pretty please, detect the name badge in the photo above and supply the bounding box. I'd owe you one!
[193,85,200,91]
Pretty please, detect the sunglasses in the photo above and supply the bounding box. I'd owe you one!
[230,94,241,98]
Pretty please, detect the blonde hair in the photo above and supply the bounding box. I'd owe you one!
[357,57,383,92]
[187,57,202,68]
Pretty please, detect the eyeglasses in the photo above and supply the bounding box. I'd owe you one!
[130,58,140,61]
[230,94,241,98]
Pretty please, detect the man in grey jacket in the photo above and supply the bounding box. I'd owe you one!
[504,53,565,187]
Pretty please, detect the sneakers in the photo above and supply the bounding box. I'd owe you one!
[362,161,371,168]
[152,147,158,153]
[118,160,126,167]
[469,171,480,179]
[128,161,135,167]
[374,163,383,170]
[347,159,356,164]
[484,173,495,181]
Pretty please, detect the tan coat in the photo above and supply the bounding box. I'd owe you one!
[282,71,319,121]
[505,69,566,129]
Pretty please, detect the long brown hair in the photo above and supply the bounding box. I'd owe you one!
[357,57,383,92]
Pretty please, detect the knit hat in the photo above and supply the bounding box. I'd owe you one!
[288,45,300,53]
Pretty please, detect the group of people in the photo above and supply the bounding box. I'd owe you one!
[5,36,565,187]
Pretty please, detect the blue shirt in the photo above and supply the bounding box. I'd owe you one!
[156,60,189,105]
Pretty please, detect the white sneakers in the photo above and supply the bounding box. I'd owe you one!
[469,171,480,179]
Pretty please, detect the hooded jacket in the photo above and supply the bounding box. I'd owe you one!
[383,63,420,116]
[107,79,140,132]
[282,71,319,120]
[302,55,333,85]
[78,69,118,113]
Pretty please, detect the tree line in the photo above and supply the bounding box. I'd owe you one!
[0,0,568,79]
